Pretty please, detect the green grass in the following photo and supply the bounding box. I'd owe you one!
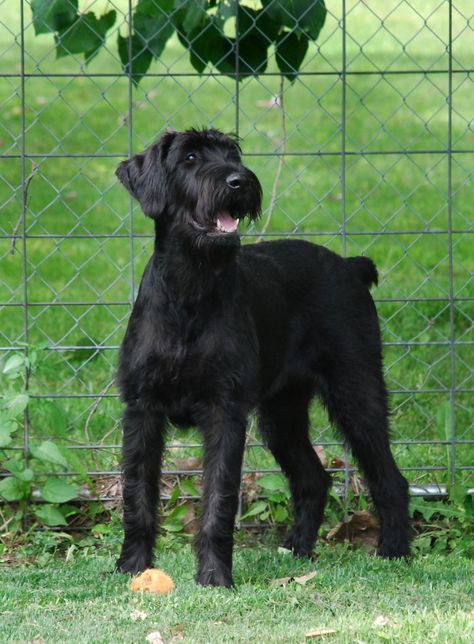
[1,541,473,643]
[0,1,473,486]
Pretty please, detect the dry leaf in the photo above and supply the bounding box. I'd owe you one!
[130,609,148,621]
[327,510,380,552]
[131,569,175,594]
[330,456,346,469]
[294,571,318,585]
[146,632,164,644]
[305,628,337,638]
[270,570,317,587]
[373,615,391,627]
[171,456,202,471]
[314,445,328,468]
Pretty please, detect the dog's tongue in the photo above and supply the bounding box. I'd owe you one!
[216,212,239,233]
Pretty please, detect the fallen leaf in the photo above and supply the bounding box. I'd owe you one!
[130,609,148,621]
[373,615,391,627]
[171,456,202,471]
[270,570,317,587]
[146,632,164,644]
[305,628,337,638]
[314,445,328,468]
[327,510,380,552]
[277,546,292,555]
[131,569,175,594]
[330,456,346,469]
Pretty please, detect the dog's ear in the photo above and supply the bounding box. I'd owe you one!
[116,132,176,218]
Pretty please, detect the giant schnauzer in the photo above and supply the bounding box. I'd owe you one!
[115,128,410,587]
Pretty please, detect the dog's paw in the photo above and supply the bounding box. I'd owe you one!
[115,551,152,575]
[283,532,316,559]
[197,564,234,588]
[377,541,411,560]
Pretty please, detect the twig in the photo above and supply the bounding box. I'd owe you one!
[256,75,286,243]
[84,378,116,467]
[10,162,39,255]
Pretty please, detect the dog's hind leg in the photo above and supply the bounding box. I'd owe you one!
[116,404,166,574]
[320,368,411,558]
[196,407,247,588]
[259,389,332,558]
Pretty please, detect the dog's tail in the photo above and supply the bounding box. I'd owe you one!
[345,256,378,288]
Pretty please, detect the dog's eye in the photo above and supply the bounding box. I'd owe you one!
[185,153,196,162]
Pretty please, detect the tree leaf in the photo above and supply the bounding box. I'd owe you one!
[30,441,68,468]
[55,10,116,62]
[118,33,154,85]
[40,478,79,503]
[133,11,174,59]
[0,476,31,502]
[262,0,326,39]
[276,31,309,81]
[31,0,78,35]
[34,504,68,526]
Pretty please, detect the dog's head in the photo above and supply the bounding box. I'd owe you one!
[116,129,262,241]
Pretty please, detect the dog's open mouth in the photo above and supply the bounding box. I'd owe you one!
[215,212,239,234]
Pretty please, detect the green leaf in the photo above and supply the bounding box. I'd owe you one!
[30,441,68,468]
[2,353,28,377]
[55,10,116,62]
[118,33,154,85]
[273,505,289,522]
[180,479,200,497]
[240,500,268,520]
[34,504,68,527]
[0,476,31,502]
[3,459,34,482]
[31,0,78,35]
[133,11,174,59]
[0,416,17,448]
[173,0,207,35]
[2,393,29,419]
[262,0,326,39]
[259,473,286,491]
[40,478,79,503]
[276,31,309,81]
[186,16,234,75]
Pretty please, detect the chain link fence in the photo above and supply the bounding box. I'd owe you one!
[0,1,473,528]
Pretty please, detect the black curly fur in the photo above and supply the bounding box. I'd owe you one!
[115,128,410,587]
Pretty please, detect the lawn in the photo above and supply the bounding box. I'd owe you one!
[1,540,473,643]
[0,3,473,500]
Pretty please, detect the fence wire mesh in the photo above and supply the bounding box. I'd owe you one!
[0,1,473,527]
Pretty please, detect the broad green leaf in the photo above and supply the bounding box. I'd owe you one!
[2,393,29,419]
[0,417,17,448]
[262,0,326,39]
[118,33,154,84]
[31,0,78,35]
[259,473,286,491]
[40,478,79,503]
[276,31,309,81]
[2,354,28,377]
[3,459,34,482]
[273,505,289,522]
[0,476,31,502]
[34,504,68,527]
[55,10,116,62]
[180,479,200,497]
[134,11,174,59]
[162,520,184,532]
[240,500,268,520]
[186,16,234,75]
[30,441,68,468]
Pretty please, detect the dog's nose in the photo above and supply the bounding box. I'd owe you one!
[226,173,242,189]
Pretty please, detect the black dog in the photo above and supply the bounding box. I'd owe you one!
[115,128,410,587]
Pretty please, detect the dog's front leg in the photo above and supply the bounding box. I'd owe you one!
[197,408,246,588]
[116,404,166,574]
